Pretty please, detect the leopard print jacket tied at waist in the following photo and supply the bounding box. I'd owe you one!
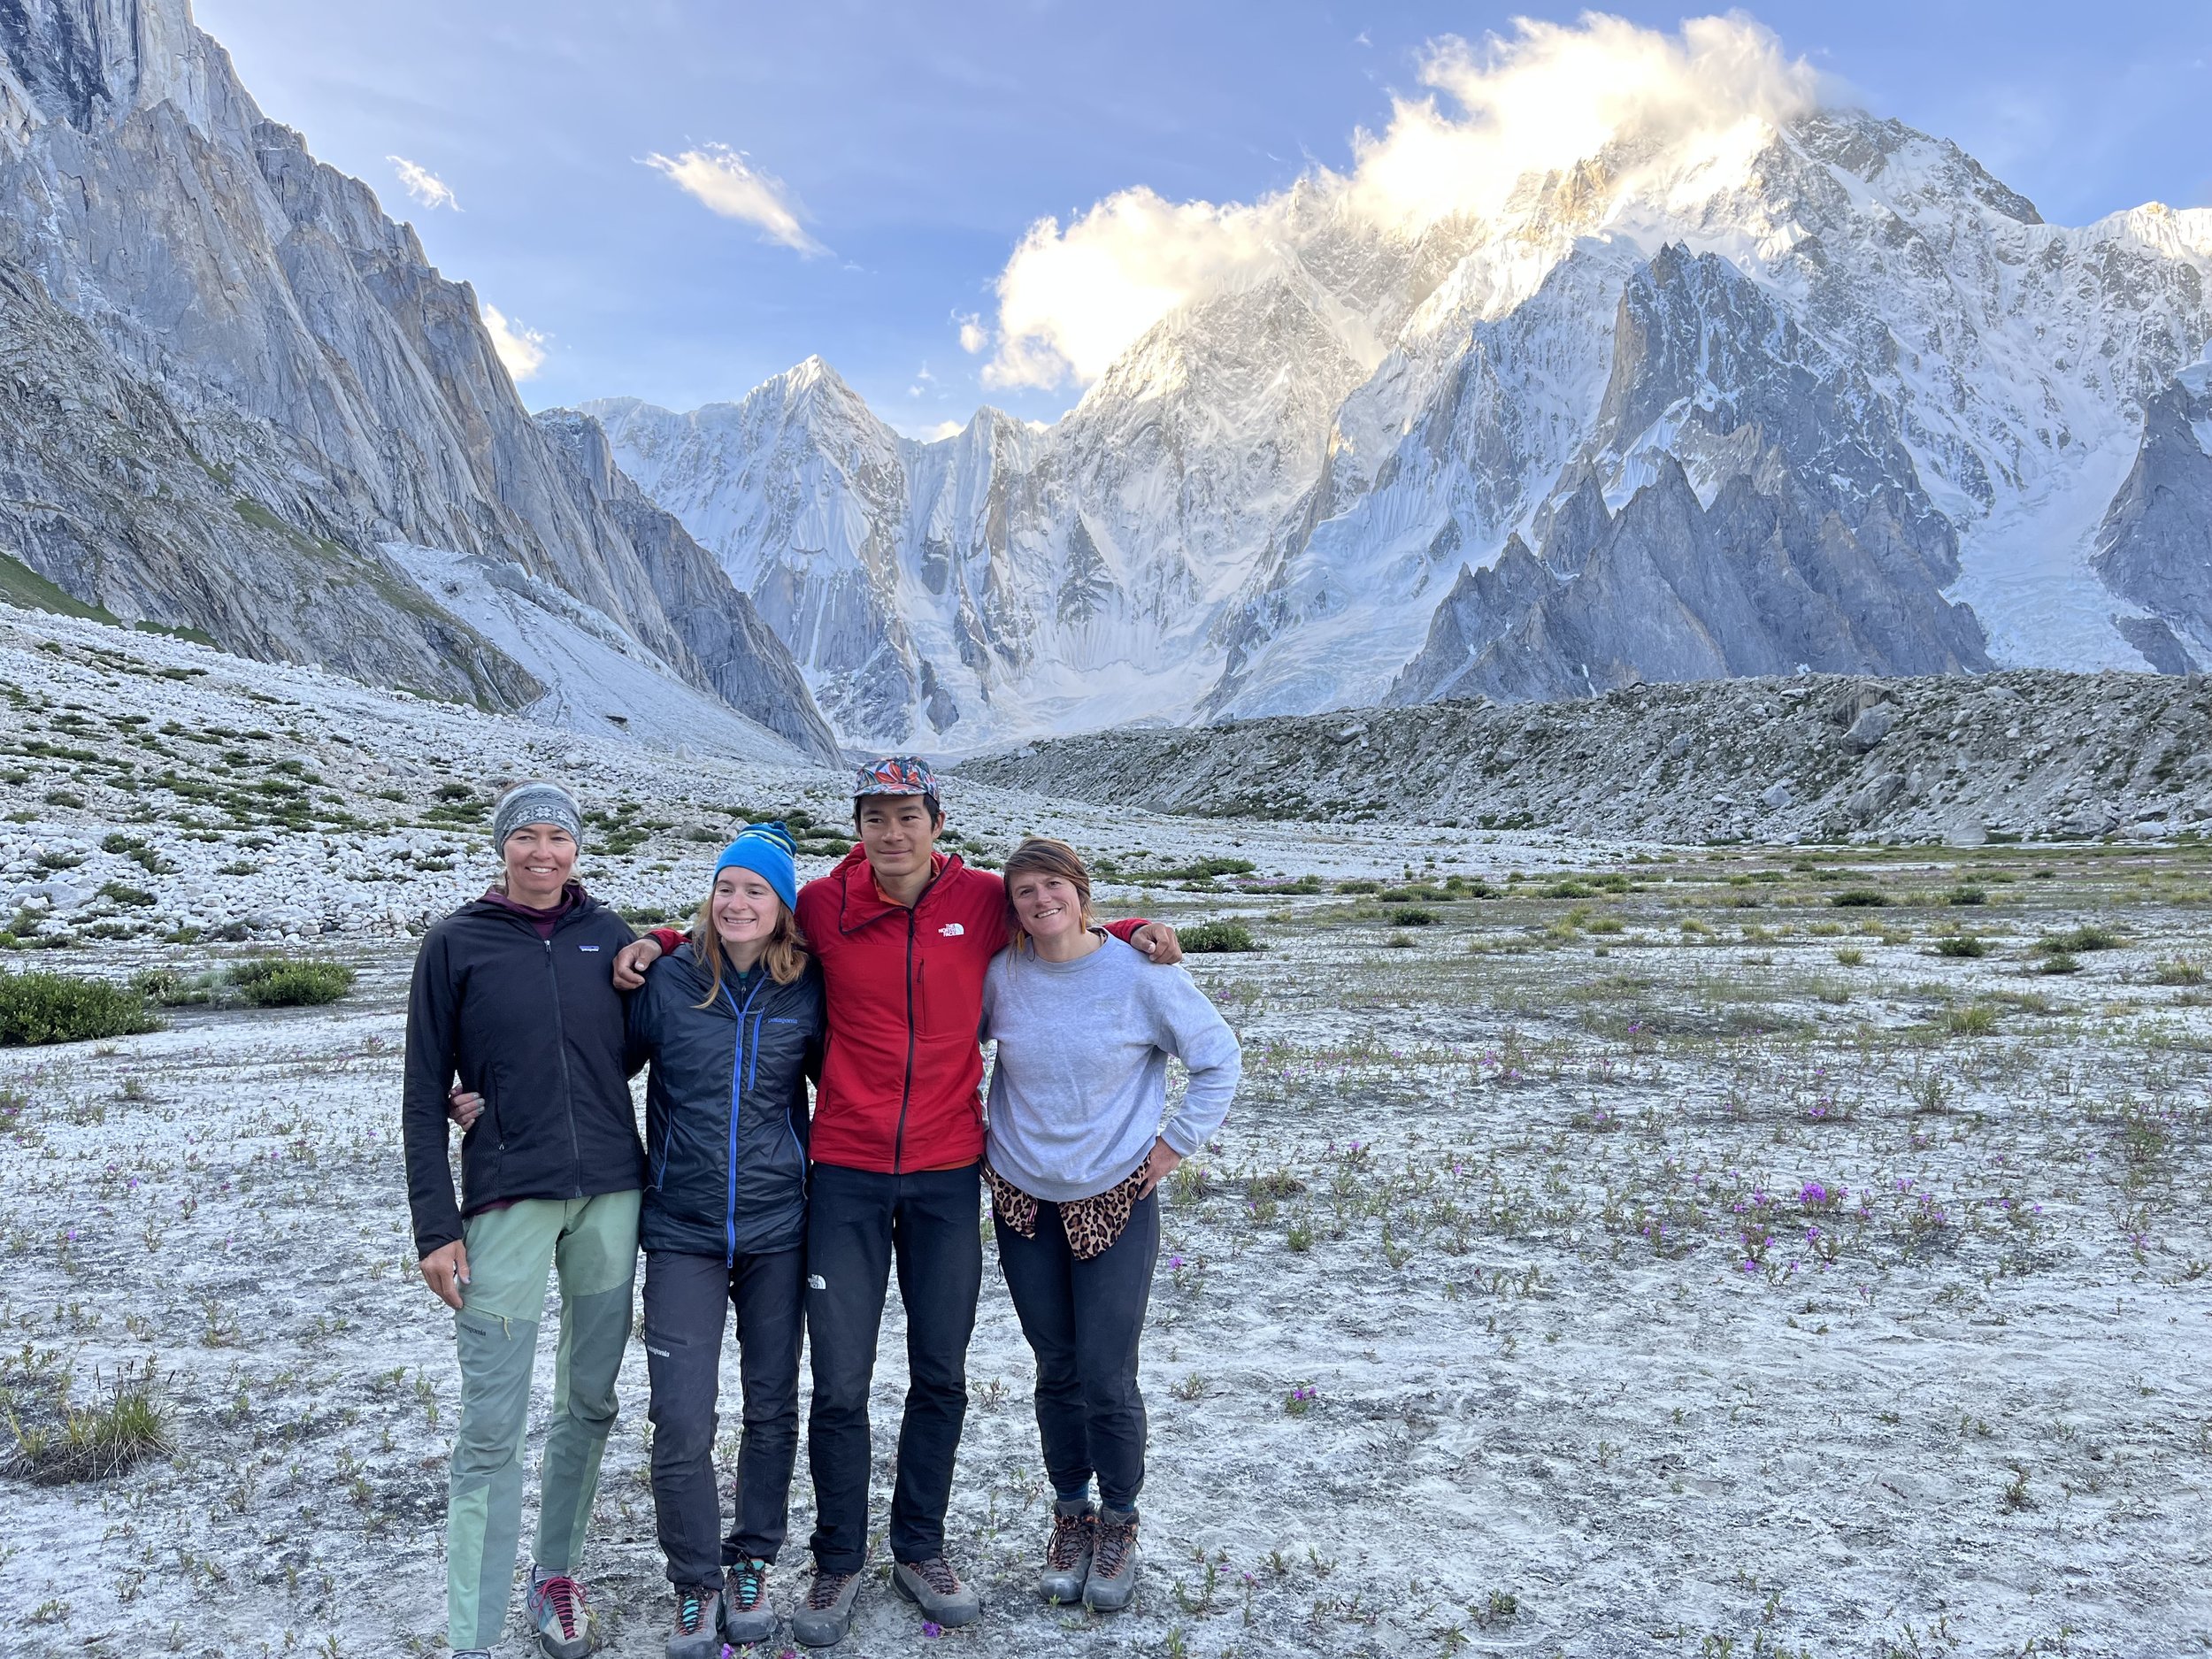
[984,1159,1148,1261]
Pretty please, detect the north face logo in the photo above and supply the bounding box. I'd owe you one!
[939,923,964,937]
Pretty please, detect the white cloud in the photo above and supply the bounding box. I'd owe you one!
[955,311,989,353]
[388,156,459,212]
[643,142,828,256]
[917,420,964,442]
[980,12,1821,390]
[482,303,547,382]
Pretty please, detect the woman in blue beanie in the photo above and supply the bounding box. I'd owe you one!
[623,822,825,1655]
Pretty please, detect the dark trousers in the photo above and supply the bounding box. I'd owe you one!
[995,1187,1160,1512]
[641,1248,805,1586]
[804,1161,984,1571]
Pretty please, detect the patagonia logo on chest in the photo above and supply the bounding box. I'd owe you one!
[768,1017,800,1025]
[939,922,964,937]
[578,944,601,952]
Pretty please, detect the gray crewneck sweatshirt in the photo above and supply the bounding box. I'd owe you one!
[980,934,1242,1202]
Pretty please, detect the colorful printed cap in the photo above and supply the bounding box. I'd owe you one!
[853,756,939,798]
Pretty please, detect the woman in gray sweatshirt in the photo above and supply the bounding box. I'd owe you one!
[979,837,1241,1617]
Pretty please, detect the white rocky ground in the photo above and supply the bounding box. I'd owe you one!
[1,609,2207,1658]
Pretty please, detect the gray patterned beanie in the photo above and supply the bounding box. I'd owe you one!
[491,781,584,854]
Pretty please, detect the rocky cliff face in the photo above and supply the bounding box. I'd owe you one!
[0,0,832,757]
[600,109,2212,749]
[2092,363,2212,673]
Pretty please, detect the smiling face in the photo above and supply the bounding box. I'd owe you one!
[856,795,941,886]
[1008,868,1087,944]
[710,866,783,950]
[502,823,577,906]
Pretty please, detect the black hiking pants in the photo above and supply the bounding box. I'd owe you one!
[803,1160,984,1571]
[995,1187,1161,1511]
[641,1247,804,1585]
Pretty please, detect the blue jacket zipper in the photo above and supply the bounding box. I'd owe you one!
[720,975,768,1265]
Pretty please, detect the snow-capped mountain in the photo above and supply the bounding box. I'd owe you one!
[599,111,2211,751]
[0,0,837,762]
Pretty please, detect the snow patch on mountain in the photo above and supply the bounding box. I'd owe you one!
[379,545,805,761]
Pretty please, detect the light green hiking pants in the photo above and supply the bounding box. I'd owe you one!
[446,1190,640,1652]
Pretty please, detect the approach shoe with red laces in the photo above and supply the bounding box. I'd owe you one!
[788,1567,861,1648]
[1039,1501,1095,1603]
[721,1557,775,1646]
[1083,1507,1141,1613]
[527,1569,592,1658]
[664,1583,721,1659]
[891,1555,979,1628]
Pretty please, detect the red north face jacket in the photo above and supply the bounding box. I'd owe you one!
[795,849,1148,1174]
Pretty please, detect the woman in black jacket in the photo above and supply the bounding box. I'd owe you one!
[403,781,646,1659]
[630,822,822,1656]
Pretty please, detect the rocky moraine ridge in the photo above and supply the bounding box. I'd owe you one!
[959,671,2212,844]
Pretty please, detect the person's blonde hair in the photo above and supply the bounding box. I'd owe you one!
[689,876,809,1002]
[1002,836,1096,953]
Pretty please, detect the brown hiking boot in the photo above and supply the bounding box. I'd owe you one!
[891,1555,980,1627]
[1084,1507,1140,1612]
[789,1568,861,1648]
[1039,1500,1095,1603]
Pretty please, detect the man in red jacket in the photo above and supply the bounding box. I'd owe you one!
[618,757,1177,1644]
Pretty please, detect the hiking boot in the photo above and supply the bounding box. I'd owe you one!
[1039,1500,1095,1603]
[891,1556,980,1628]
[788,1567,861,1648]
[721,1557,776,1646]
[526,1570,593,1658]
[1084,1508,1140,1613]
[665,1584,722,1659]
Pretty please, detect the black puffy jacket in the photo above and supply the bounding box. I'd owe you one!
[630,942,821,1262]
[402,891,646,1256]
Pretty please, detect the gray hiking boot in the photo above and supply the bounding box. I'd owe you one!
[526,1569,593,1657]
[1083,1508,1140,1612]
[721,1558,776,1646]
[665,1583,722,1659]
[789,1567,861,1648]
[1039,1500,1095,1603]
[891,1556,980,1628]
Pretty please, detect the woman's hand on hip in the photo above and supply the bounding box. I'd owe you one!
[420,1240,470,1310]
[1137,1137,1183,1197]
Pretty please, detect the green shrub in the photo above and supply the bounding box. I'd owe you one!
[1830,889,1888,908]
[2039,951,2080,976]
[1932,935,1986,958]
[129,968,214,1007]
[1180,920,1259,954]
[1389,907,1438,927]
[1947,886,1987,905]
[1944,1002,1999,1036]
[4,1367,168,1485]
[2039,926,2121,954]
[96,881,155,908]
[227,958,356,1008]
[1334,879,1381,895]
[0,972,161,1046]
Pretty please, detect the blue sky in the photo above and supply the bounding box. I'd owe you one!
[195,1,2212,433]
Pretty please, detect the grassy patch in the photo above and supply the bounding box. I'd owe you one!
[1932,935,1987,958]
[0,972,162,1046]
[131,957,356,1010]
[1181,921,1260,954]
[4,1366,168,1485]
[1831,889,1888,908]
[1388,907,1438,927]
[2039,925,2123,954]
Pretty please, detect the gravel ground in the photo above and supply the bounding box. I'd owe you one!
[2,610,2208,1658]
